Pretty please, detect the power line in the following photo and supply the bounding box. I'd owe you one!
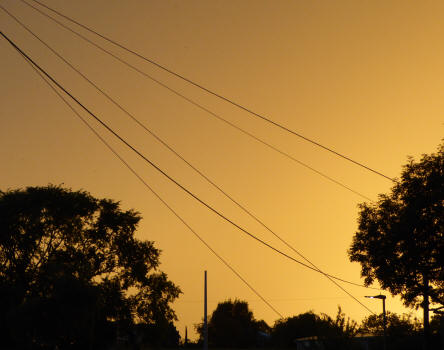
[0,5,379,290]
[0,30,375,315]
[16,0,374,202]
[27,0,395,182]
[3,1,382,309]
[12,35,284,319]
[0,2,379,299]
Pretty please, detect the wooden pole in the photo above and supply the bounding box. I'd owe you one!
[204,271,208,350]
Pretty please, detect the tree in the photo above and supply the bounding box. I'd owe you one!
[321,306,359,340]
[0,185,181,349]
[359,312,423,350]
[348,142,444,346]
[196,299,270,348]
[272,307,358,349]
[360,312,421,338]
[272,311,323,347]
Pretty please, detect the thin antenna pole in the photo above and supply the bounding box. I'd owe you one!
[204,271,208,350]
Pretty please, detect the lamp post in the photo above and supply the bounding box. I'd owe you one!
[365,294,387,350]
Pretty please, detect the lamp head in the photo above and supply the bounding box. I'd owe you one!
[365,294,386,300]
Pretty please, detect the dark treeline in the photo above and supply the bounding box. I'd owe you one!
[194,299,444,350]
[0,186,181,350]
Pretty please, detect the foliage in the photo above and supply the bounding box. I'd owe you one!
[272,306,358,348]
[196,299,270,348]
[131,322,181,348]
[272,311,323,346]
[360,312,422,338]
[321,306,359,339]
[348,142,444,310]
[0,185,181,349]
[431,313,444,335]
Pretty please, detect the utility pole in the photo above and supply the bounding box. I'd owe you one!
[204,271,208,350]
[365,295,387,350]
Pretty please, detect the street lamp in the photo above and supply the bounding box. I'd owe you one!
[365,295,387,350]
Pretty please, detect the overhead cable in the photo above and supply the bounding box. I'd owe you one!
[16,0,374,202]
[0,3,379,299]
[26,0,394,182]
[0,30,376,315]
[15,41,283,319]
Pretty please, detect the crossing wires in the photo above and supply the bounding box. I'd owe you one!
[26,0,394,182]
[0,30,376,315]
[16,0,375,202]
[0,2,380,295]
[22,47,285,321]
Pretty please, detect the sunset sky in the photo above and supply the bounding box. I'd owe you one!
[1,0,443,340]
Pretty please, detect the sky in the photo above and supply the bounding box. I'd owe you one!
[1,0,443,340]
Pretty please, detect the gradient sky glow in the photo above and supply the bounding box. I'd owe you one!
[1,0,443,340]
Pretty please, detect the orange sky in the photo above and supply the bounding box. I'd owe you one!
[1,0,443,340]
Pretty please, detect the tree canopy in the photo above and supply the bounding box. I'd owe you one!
[272,311,323,346]
[360,312,421,338]
[348,142,444,346]
[194,300,442,349]
[196,299,270,348]
[0,185,181,349]
[272,307,358,348]
[348,143,443,309]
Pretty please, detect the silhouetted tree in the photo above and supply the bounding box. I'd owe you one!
[359,312,429,350]
[272,307,358,349]
[321,306,359,339]
[360,311,421,338]
[196,299,270,348]
[0,185,181,349]
[131,322,181,348]
[348,142,444,348]
[272,311,323,347]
